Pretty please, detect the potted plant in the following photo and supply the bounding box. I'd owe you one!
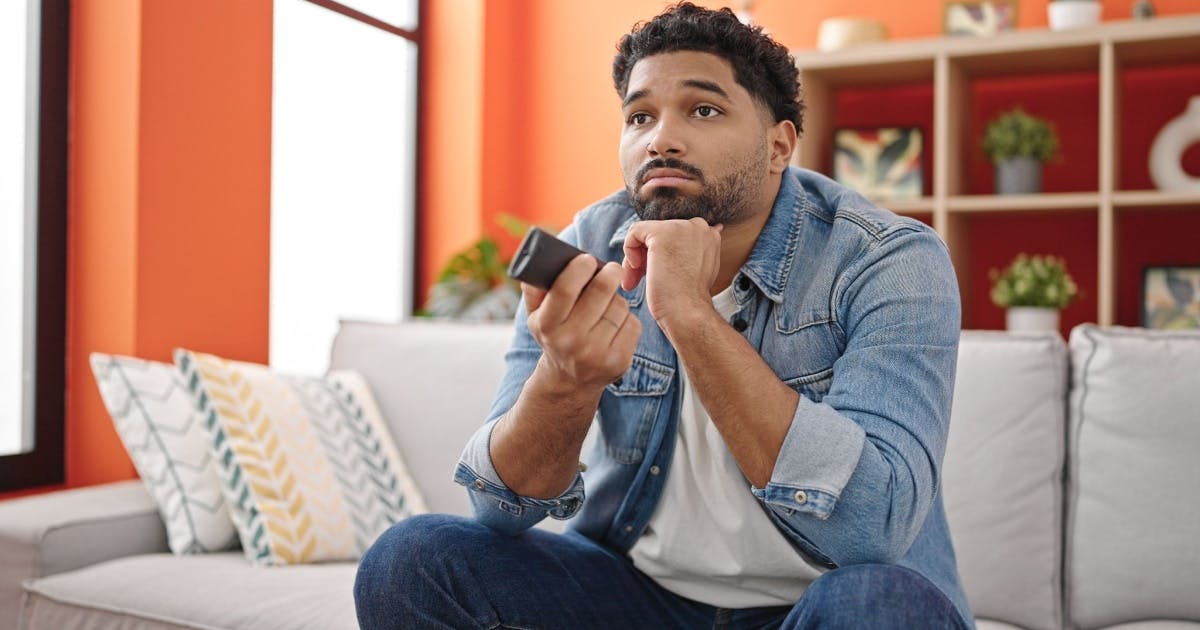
[1048,0,1102,30]
[982,108,1059,195]
[989,253,1079,333]
[420,215,530,321]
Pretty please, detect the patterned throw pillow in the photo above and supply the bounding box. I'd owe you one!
[89,353,238,554]
[175,348,426,566]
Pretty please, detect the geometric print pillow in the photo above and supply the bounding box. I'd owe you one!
[174,348,426,566]
[89,353,239,555]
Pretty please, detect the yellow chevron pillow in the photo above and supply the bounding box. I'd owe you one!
[174,349,427,566]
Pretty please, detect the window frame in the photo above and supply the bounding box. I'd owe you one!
[0,0,69,492]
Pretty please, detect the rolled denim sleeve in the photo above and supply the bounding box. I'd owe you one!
[452,226,589,535]
[454,418,585,535]
[752,226,961,566]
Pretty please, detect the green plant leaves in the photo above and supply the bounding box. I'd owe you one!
[982,108,1060,164]
[989,253,1080,309]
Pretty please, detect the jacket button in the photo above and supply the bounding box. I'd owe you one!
[793,490,807,504]
[623,525,633,533]
[474,479,485,490]
[649,465,661,475]
[733,318,748,332]
[737,276,751,291]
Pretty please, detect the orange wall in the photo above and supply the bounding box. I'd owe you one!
[59,0,271,490]
[417,0,1199,298]
[9,0,1196,498]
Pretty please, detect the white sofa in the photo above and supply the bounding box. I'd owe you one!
[1,320,1198,629]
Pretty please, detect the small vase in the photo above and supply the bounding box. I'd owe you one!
[1006,307,1060,333]
[995,157,1043,195]
[1048,1,1102,31]
[1149,95,1200,192]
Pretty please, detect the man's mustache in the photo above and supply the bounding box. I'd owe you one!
[636,158,705,186]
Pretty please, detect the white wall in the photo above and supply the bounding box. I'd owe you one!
[269,0,418,376]
[0,0,32,456]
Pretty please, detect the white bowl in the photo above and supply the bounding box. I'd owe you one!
[1048,1,1102,30]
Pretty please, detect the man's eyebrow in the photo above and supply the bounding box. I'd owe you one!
[682,79,729,99]
[623,88,649,108]
[621,79,731,108]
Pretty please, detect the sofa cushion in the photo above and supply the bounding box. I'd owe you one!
[89,353,238,554]
[943,331,1067,630]
[328,320,515,516]
[19,553,355,630]
[1067,326,1200,628]
[176,350,425,565]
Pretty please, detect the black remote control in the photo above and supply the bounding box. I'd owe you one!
[507,227,590,290]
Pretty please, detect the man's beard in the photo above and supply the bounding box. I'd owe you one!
[628,148,767,226]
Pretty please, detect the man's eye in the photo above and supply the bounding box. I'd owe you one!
[629,113,650,125]
[695,106,719,118]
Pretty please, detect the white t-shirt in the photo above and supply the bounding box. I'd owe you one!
[628,286,825,608]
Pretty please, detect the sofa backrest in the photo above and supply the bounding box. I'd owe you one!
[943,331,1067,630]
[1066,325,1200,628]
[329,319,514,516]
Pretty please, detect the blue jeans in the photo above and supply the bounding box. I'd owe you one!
[354,514,972,629]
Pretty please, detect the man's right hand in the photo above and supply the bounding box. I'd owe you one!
[523,254,642,392]
[487,254,641,500]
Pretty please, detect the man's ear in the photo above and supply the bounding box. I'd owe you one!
[767,120,798,175]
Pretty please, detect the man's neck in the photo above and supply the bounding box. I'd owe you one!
[711,183,778,295]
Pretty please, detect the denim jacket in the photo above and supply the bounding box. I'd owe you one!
[454,166,972,624]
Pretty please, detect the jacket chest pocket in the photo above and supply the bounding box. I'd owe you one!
[765,319,840,404]
[597,355,674,465]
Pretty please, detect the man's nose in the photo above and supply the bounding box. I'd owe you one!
[646,116,686,157]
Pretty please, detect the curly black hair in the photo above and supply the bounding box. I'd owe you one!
[612,2,803,134]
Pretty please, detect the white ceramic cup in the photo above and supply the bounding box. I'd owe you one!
[1048,1,1102,31]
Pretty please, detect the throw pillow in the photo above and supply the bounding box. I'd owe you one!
[89,353,238,554]
[175,349,425,565]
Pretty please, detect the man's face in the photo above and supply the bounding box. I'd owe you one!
[619,50,772,226]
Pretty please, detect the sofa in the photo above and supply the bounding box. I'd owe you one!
[1,320,1197,629]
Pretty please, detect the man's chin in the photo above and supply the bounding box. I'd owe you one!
[632,192,708,222]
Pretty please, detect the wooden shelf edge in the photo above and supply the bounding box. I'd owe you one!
[947,193,1101,212]
[879,198,935,214]
[1112,190,1200,208]
[791,15,1200,75]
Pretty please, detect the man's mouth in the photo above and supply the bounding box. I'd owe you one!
[639,166,699,192]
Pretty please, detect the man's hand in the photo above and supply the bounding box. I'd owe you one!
[523,254,641,392]
[621,218,724,330]
[490,254,641,499]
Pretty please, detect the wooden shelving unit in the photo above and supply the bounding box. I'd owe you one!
[791,15,1200,327]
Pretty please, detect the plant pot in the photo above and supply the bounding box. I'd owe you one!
[995,157,1043,195]
[1048,1,1102,31]
[1006,307,1060,333]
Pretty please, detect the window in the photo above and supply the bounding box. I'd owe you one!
[0,0,68,490]
[270,0,420,375]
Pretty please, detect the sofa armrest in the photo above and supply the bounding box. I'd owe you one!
[0,480,167,622]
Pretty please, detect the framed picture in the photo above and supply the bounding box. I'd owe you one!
[943,1,1018,36]
[832,127,923,202]
[1142,266,1200,329]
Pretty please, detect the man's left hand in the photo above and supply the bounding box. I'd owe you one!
[621,217,723,330]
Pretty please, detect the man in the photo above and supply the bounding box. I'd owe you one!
[355,4,971,628]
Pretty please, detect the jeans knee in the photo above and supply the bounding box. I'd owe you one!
[787,564,965,629]
[354,513,473,623]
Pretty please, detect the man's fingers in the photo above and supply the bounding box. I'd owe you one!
[537,254,600,324]
[522,283,547,312]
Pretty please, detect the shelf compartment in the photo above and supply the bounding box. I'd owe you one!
[947,192,1100,213]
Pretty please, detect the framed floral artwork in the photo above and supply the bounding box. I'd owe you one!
[832,127,924,202]
[1142,266,1200,329]
[943,1,1018,36]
